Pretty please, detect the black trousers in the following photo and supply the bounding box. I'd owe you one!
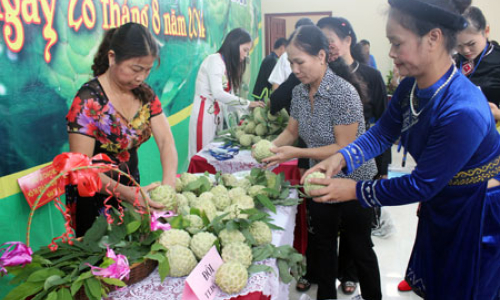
[306,200,382,300]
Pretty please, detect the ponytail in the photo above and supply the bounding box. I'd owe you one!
[91,28,117,77]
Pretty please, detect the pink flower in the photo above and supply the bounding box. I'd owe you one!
[0,242,33,275]
[87,247,130,281]
[150,211,176,231]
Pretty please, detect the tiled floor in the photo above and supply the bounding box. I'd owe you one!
[289,146,423,300]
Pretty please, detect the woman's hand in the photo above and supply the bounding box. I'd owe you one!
[124,182,165,210]
[489,102,500,121]
[301,153,344,184]
[249,101,266,109]
[307,177,357,203]
[261,145,297,167]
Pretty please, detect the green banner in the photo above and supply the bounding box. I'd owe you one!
[0,0,261,296]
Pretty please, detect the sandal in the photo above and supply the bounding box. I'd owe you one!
[296,277,311,292]
[398,279,412,291]
[340,281,357,295]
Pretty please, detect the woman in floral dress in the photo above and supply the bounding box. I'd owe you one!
[66,23,178,236]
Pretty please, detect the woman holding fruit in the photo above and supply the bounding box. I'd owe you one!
[188,28,264,159]
[66,23,178,237]
[303,0,500,298]
[262,25,381,300]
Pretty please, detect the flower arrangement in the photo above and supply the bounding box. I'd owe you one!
[2,153,173,300]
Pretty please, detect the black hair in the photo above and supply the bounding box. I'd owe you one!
[289,25,367,104]
[317,17,368,68]
[354,43,370,64]
[273,38,288,49]
[217,28,252,92]
[462,6,487,33]
[295,18,315,29]
[389,0,472,53]
[359,39,371,46]
[92,22,160,104]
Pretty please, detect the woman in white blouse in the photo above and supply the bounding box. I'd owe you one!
[188,28,264,158]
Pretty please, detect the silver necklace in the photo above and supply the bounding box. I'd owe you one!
[351,61,360,73]
[409,67,457,117]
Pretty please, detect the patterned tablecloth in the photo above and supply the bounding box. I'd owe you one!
[108,191,298,300]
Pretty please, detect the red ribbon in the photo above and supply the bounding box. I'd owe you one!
[53,153,115,197]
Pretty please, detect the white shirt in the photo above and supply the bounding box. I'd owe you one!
[268,52,292,86]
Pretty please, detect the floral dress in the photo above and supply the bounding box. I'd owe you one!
[66,78,163,236]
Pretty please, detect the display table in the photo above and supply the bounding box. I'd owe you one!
[188,142,308,255]
[188,142,301,185]
[108,194,298,300]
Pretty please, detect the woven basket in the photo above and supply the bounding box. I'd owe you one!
[74,259,158,300]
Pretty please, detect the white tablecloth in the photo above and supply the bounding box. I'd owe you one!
[196,142,278,174]
[108,191,298,300]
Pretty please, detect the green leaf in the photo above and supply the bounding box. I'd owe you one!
[256,194,276,213]
[71,279,84,296]
[45,291,58,300]
[83,215,108,244]
[27,268,64,283]
[44,275,69,290]
[57,288,72,300]
[158,256,170,282]
[101,277,127,287]
[151,241,167,252]
[85,277,102,299]
[3,281,44,300]
[248,264,274,274]
[241,228,256,245]
[277,259,293,283]
[145,253,166,262]
[169,215,185,229]
[126,220,141,234]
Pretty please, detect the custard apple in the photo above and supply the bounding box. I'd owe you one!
[219,229,246,246]
[249,221,272,246]
[235,178,251,191]
[180,173,198,186]
[167,245,197,277]
[239,134,254,147]
[304,172,327,196]
[215,262,248,294]
[244,121,256,134]
[228,187,246,199]
[184,214,203,234]
[149,185,177,210]
[221,174,238,188]
[247,185,266,198]
[199,192,215,203]
[212,194,232,210]
[159,229,191,249]
[176,193,189,208]
[210,185,228,196]
[232,195,255,210]
[175,178,183,192]
[221,242,252,268]
[190,232,218,259]
[252,140,274,163]
[254,123,268,136]
[223,204,248,220]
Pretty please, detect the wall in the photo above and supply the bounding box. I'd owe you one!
[262,0,500,80]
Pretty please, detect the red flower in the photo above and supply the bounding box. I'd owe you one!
[110,123,121,135]
[84,123,99,137]
[117,137,129,149]
[95,130,109,144]
[84,98,102,120]
[117,151,130,163]
[67,97,82,123]
[150,96,163,115]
